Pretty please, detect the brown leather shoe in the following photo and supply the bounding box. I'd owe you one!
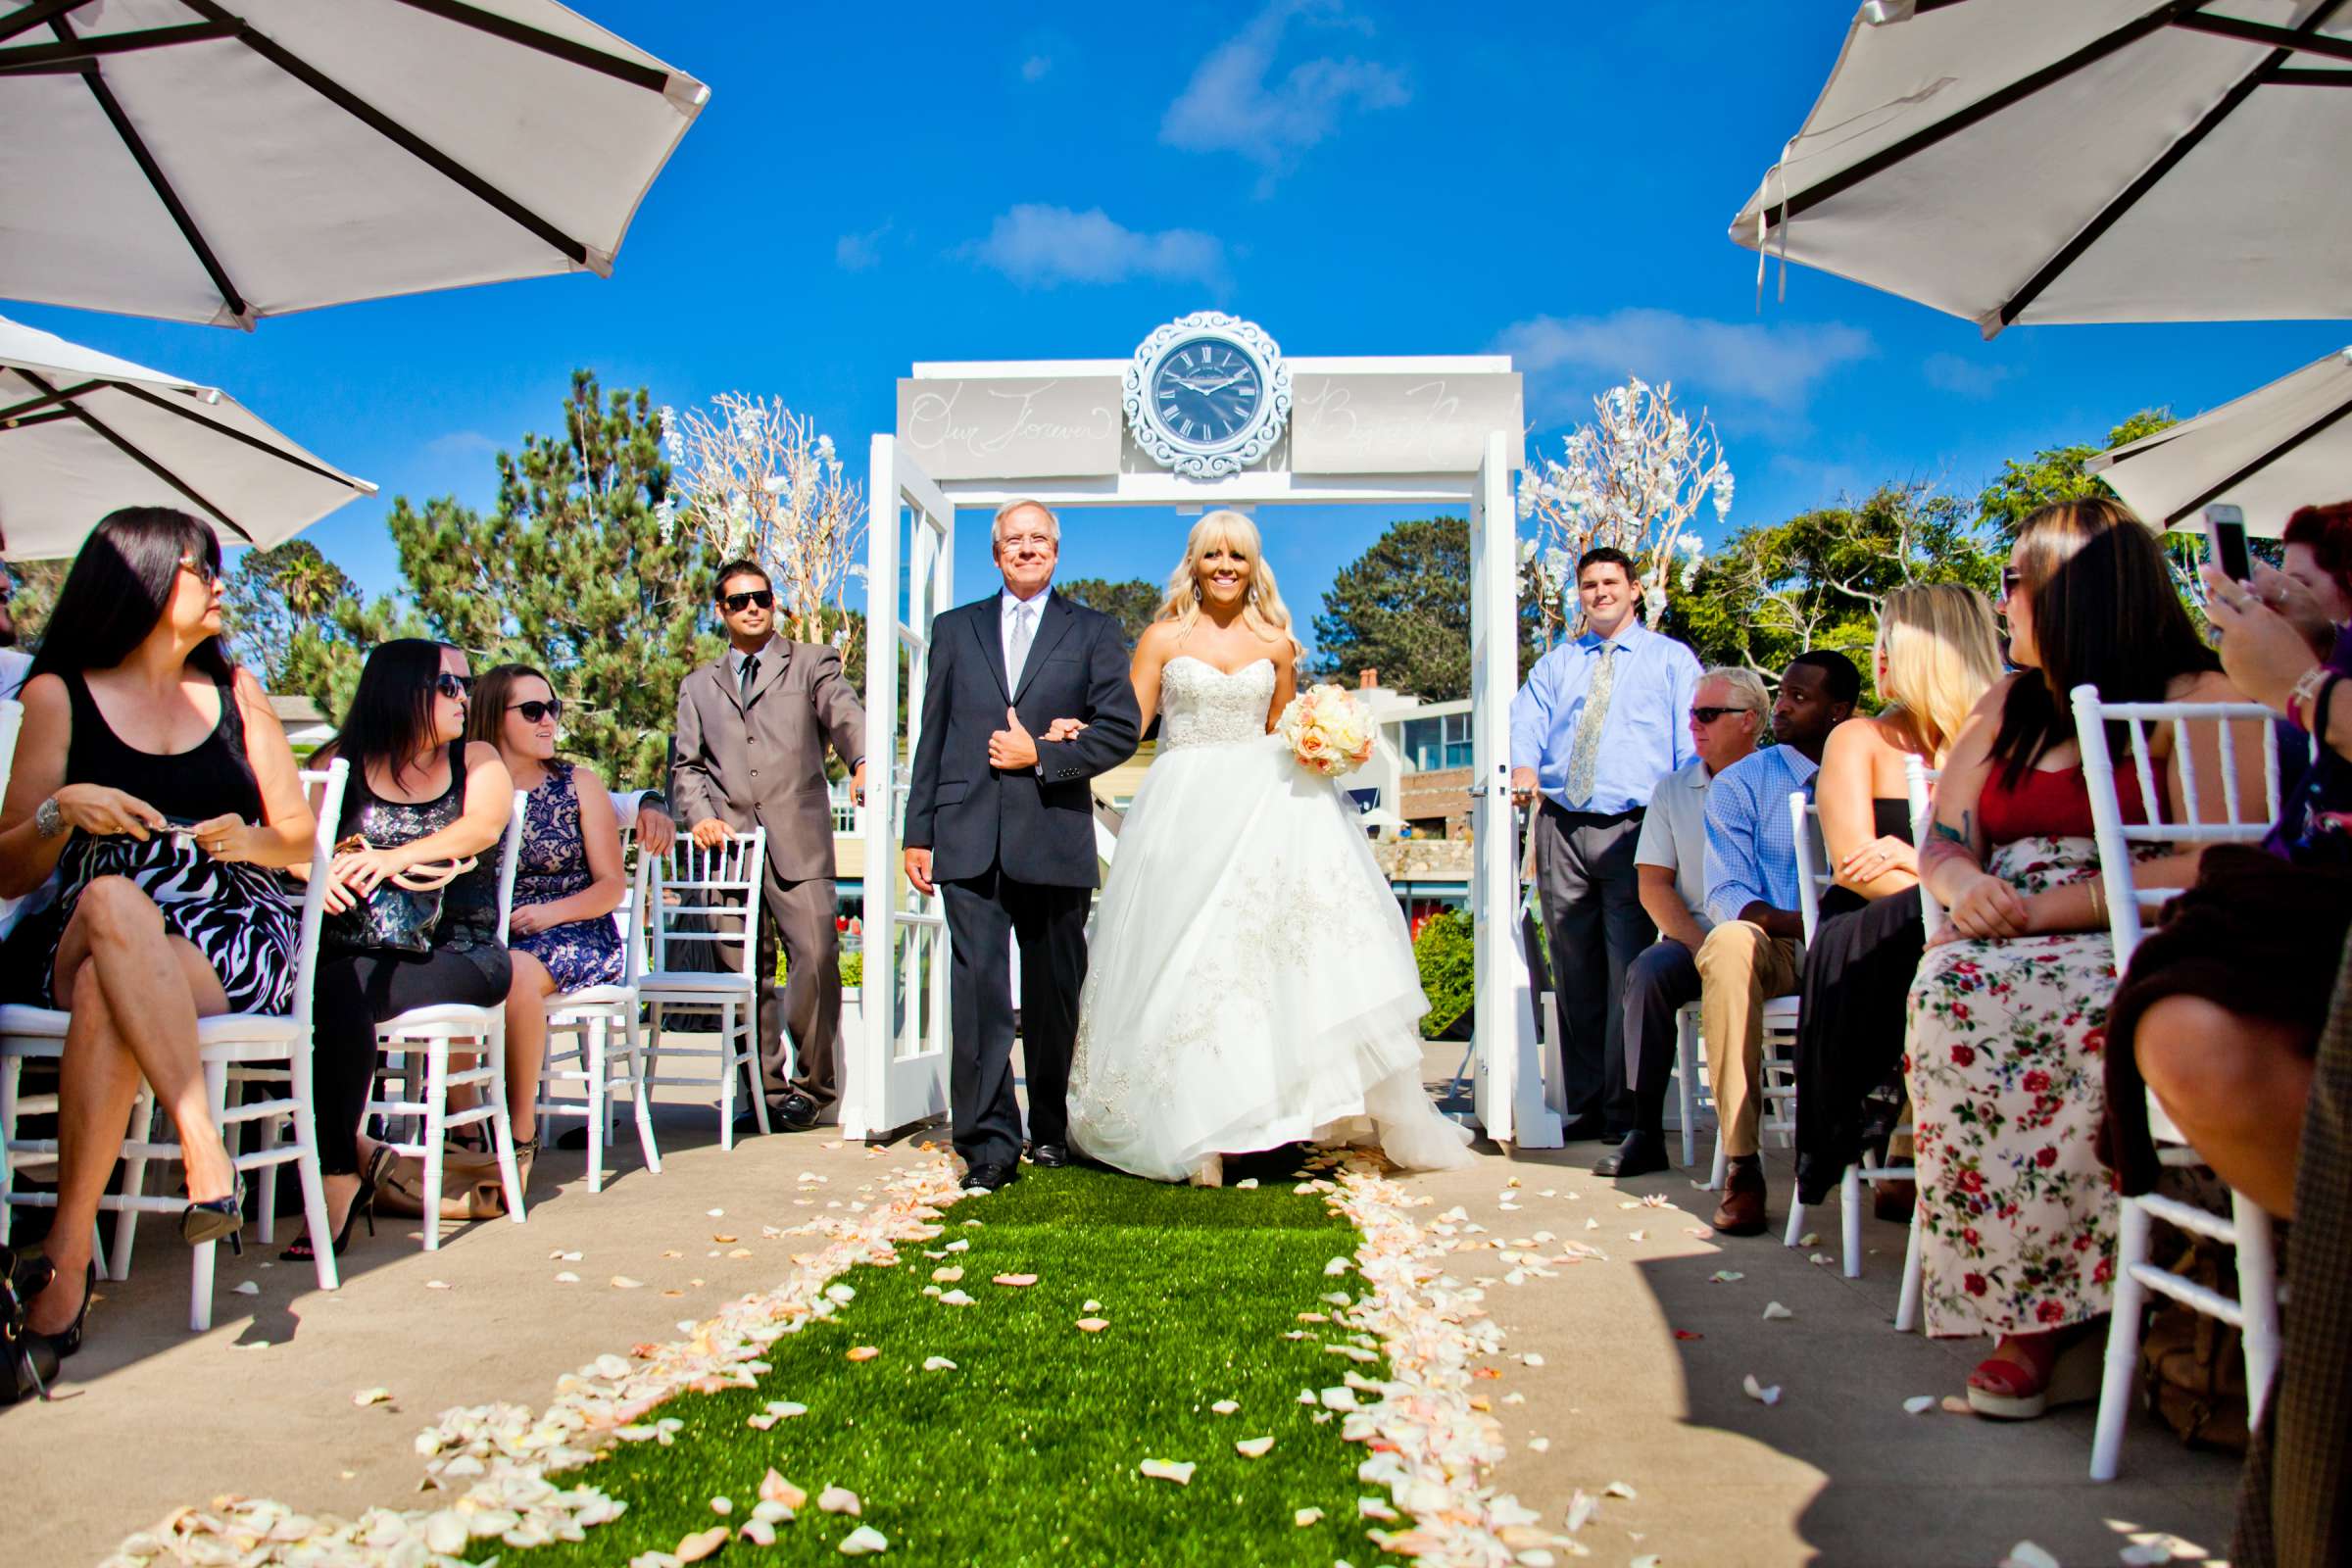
[1711,1163,1768,1236]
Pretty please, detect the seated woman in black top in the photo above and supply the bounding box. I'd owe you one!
[282,639,514,1261]
[0,508,317,1363]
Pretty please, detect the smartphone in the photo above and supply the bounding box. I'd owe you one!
[2206,504,2251,584]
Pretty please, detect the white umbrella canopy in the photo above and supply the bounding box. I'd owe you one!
[1,312,373,557]
[1730,0,2352,337]
[0,0,707,328]
[2087,344,2352,533]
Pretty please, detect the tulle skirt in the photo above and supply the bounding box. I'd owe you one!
[1066,732,1475,1182]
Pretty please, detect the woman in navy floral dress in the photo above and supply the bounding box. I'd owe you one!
[465,664,625,1175]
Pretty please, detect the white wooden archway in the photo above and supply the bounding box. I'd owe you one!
[837,338,1563,1152]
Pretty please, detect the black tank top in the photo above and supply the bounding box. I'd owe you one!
[63,669,262,822]
[335,739,467,848]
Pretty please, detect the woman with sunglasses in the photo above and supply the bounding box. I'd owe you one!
[283,639,514,1261]
[0,508,316,1366]
[1907,499,2260,1420]
[456,663,624,1190]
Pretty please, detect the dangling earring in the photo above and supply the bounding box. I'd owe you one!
[1193,582,1203,601]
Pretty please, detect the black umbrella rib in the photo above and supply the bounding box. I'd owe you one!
[2168,390,2352,525]
[14,369,253,541]
[1991,41,2290,330]
[1759,0,2204,230]
[0,377,104,423]
[47,12,252,325]
[384,0,672,94]
[0,0,95,45]
[176,0,594,269]
[2171,10,2352,63]
[0,407,77,432]
[108,378,365,491]
[0,20,231,70]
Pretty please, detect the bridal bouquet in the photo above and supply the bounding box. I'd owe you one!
[1276,683,1377,778]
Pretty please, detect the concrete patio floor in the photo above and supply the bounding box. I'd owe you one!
[2,1044,2237,1567]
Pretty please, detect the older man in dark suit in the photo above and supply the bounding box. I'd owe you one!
[903,500,1140,1192]
[673,560,867,1131]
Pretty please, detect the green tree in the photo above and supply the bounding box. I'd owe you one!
[5,559,68,649]
[1058,576,1160,646]
[223,539,356,689]
[284,371,722,787]
[1975,409,2177,542]
[1313,515,1541,700]
[1665,481,1999,706]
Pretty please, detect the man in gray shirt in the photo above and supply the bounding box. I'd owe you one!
[1594,666,1768,1179]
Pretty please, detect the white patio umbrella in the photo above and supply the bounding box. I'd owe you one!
[2086,344,2352,533]
[1729,0,2352,337]
[1,312,373,557]
[0,0,708,328]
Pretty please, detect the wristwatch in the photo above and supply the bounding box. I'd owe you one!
[33,797,63,839]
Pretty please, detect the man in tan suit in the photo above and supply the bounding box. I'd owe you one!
[673,560,867,1130]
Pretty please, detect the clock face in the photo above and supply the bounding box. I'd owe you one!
[1149,335,1265,449]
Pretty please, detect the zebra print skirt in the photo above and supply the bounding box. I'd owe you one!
[41,833,299,1015]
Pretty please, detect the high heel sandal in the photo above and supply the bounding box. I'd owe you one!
[1188,1153,1223,1189]
[1966,1327,2104,1420]
[28,1260,98,1361]
[180,1178,247,1256]
[282,1146,393,1263]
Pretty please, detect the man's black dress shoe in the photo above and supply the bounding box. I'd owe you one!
[1558,1115,1610,1142]
[963,1162,1019,1193]
[773,1092,821,1131]
[1027,1143,1070,1169]
[1599,1129,1629,1147]
[1593,1130,1670,1178]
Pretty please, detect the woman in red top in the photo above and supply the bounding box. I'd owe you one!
[1909,498,2262,1419]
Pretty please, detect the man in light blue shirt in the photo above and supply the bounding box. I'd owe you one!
[1509,548,1702,1142]
[1697,649,1858,1235]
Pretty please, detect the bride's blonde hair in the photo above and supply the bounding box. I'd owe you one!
[1155,510,1303,663]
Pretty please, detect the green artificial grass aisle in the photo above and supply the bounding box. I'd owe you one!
[496,1154,1409,1567]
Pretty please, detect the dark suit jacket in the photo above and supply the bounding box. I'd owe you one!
[672,637,865,883]
[905,589,1141,888]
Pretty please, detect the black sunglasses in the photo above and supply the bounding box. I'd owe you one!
[177,557,224,589]
[2001,566,2025,599]
[433,672,474,701]
[509,699,563,723]
[1689,706,1752,724]
[721,589,775,612]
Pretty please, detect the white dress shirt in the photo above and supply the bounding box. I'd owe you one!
[1000,584,1050,686]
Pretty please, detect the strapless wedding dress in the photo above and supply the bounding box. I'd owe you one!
[1065,656,1475,1182]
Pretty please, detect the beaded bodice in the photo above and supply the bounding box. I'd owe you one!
[1157,657,1276,753]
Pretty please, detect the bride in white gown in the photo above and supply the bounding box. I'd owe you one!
[1061,511,1474,1185]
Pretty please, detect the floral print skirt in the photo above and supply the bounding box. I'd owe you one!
[1905,836,2121,1340]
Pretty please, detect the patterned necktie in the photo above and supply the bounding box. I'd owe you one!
[1564,640,1619,806]
[738,654,758,704]
[1008,602,1035,685]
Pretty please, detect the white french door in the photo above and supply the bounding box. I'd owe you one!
[1468,431,1562,1149]
[841,436,954,1140]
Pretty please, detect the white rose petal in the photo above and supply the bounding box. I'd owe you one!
[1761,1301,1793,1321]
[1903,1396,1936,1415]
[1741,1374,1783,1406]
[838,1524,890,1554]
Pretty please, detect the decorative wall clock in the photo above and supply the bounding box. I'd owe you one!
[1124,312,1292,478]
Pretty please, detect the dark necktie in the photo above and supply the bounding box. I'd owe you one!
[738,654,759,704]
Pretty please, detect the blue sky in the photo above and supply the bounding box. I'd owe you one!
[8,0,2343,659]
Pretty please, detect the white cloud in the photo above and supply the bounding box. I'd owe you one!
[424,430,498,460]
[1494,308,1875,437]
[1021,53,1053,82]
[1922,351,2013,399]
[836,223,890,272]
[966,205,1227,289]
[1160,0,1408,189]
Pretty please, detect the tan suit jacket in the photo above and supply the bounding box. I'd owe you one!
[672,637,865,883]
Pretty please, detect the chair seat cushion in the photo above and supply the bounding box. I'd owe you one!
[376,1004,500,1036]
[636,971,755,994]
[549,985,636,1008]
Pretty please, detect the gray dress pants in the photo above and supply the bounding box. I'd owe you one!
[1533,801,1656,1132]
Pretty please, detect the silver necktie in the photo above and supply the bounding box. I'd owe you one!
[1564,641,1618,806]
[1008,603,1035,685]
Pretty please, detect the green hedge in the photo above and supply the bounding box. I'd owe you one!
[1414,908,1475,1040]
[772,949,865,988]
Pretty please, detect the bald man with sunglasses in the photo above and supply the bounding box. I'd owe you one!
[673,560,868,1132]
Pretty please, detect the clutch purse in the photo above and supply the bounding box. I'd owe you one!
[321,836,477,956]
